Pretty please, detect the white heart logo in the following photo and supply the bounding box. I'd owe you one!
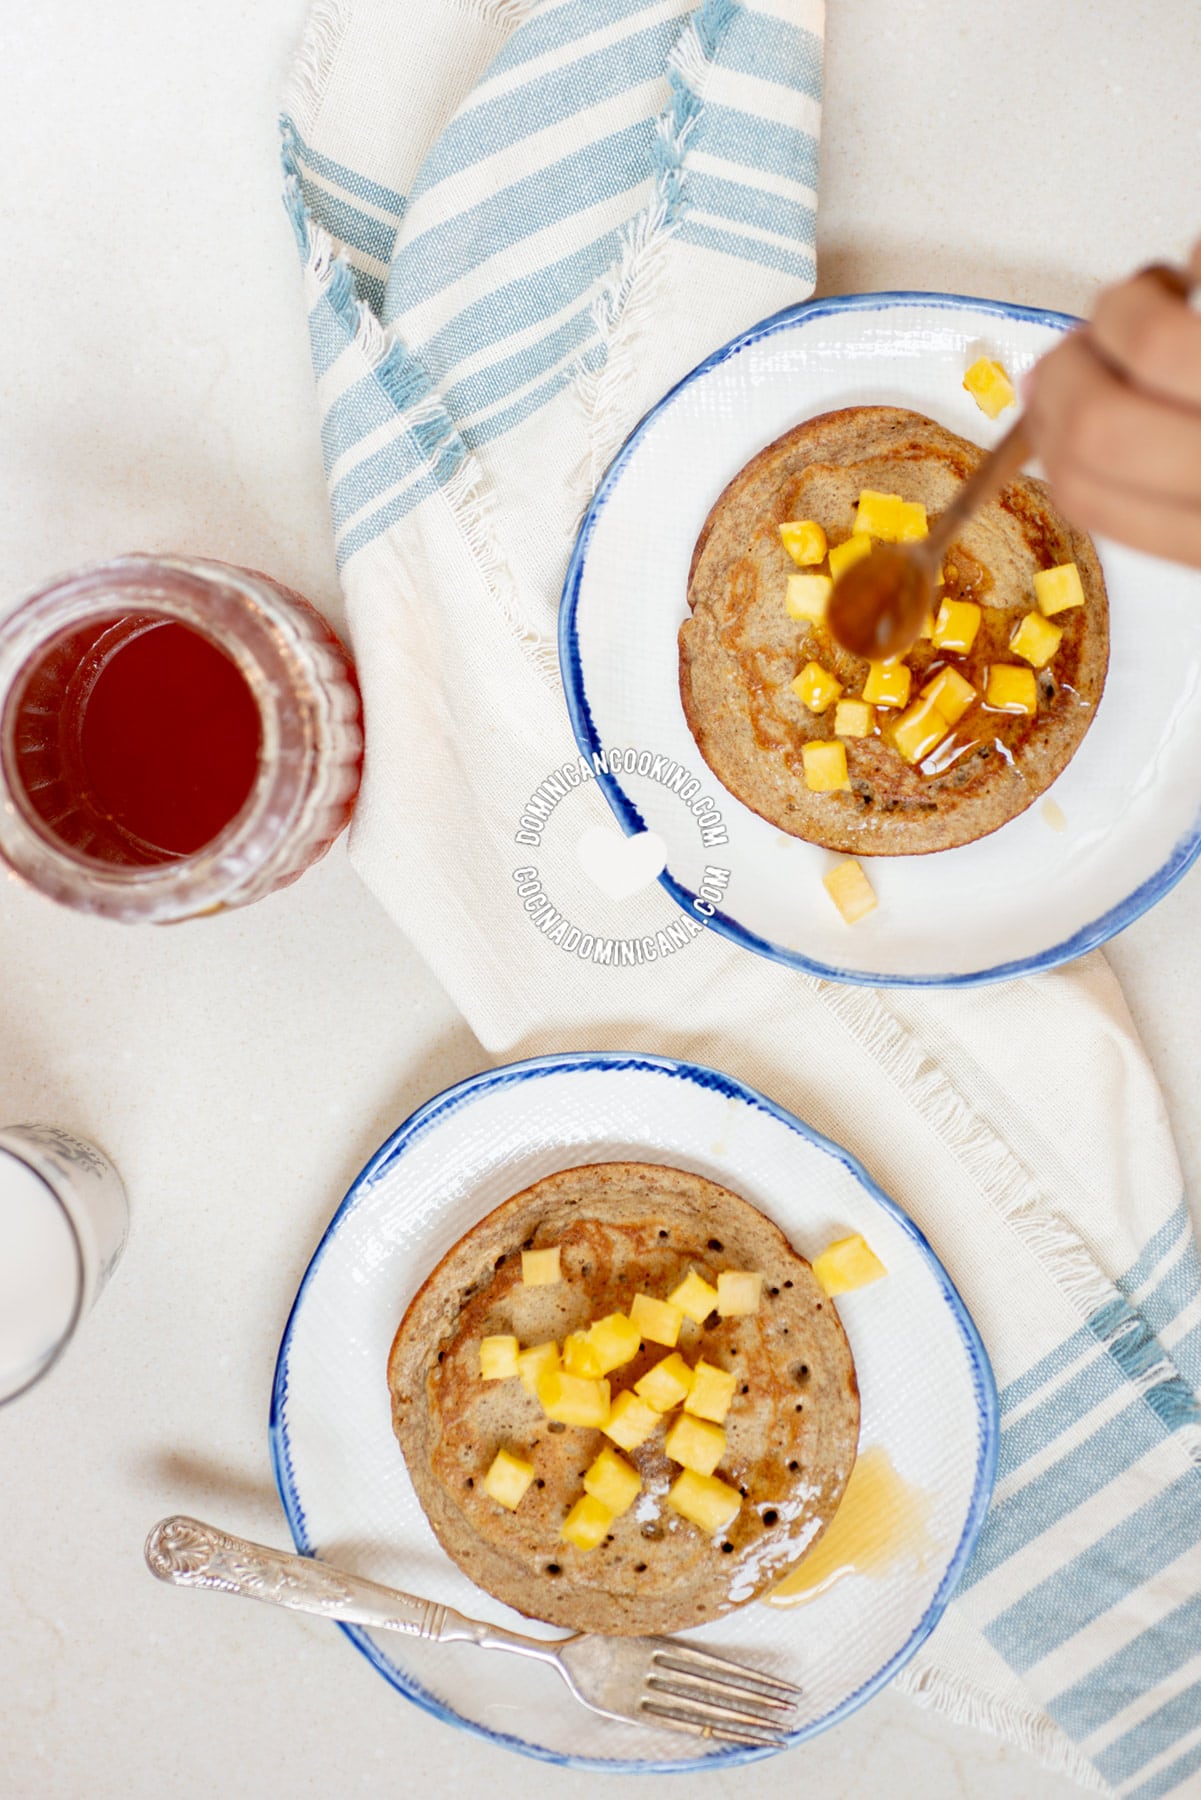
[575,825,667,902]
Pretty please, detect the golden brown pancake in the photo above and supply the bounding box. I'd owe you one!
[679,405,1109,855]
[388,1162,860,1635]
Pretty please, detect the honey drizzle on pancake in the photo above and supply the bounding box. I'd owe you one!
[721,519,1091,802]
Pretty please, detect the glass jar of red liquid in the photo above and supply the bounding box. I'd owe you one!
[0,556,362,921]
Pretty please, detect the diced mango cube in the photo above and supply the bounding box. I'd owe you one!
[1010,610,1063,668]
[893,500,928,542]
[802,740,850,793]
[854,489,905,539]
[932,599,982,654]
[483,1447,535,1510]
[834,698,875,739]
[664,1413,726,1477]
[536,1368,611,1428]
[603,1390,661,1452]
[920,666,976,725]
[785,573,833,624]
[823,858,878,925]
[634,1352,695,1413]
[963,356,1016,419]
[668,1268,720,1323]
[853,491,926,542]
[891,692,951,765]
[684,1359,737,1424]
[517,1340,560,1398]
[585,1312,641,1375]
[779,520,827,566]
[863,661,912,710]
[562,1330,605,1379]
[986,664,1038,714]
[583,1446,641,1516]
[629,1292,683,1348]
[828,532,873,582]
[1034,563,1085,617]
[811,1233,888,1297]
[666,1470,742,1534]
[792,661,843,712]
[480,1335,520,1381]
[560,1493,613,1551]
[521,1246,561,1286]
[716,1271,762,1317]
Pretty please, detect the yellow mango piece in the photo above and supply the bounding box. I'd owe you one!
[779,520,828,566]
[716,1270,762,1317]
[479,1335,520,1381]
[802,740,850,793]
[828,532,873,582]
[917,609,936,639]
[517,1340,560,1398]
[664,1413,726,1477]
[1010,610,1064,668]
[920,665,976,725]
[893,500,928,542]
[560,1493,613,1551]
[785,572,833,624]
[483,1447,535,1510]
[603,1390,661,1452]
[629,1291,683,1348]
[963,356,1017,419]
[986,664,1038,714]
[583,1446,641,1516]
[811,1232,888,1297]
[666,1470,742,1534]
[822,858,878,925]
[585,1312,641,1375]
[891,692,951,765]
[834,698,875,739]
[853,489,905,539]
[537,1368,611,1428]
[791,661,843,712]
[1034,562,1085,617]
[684,1359,737,1424]
[562,1330,605,1379]
[862,661,912,710]
[668,1268,720,1323]
[521,1245,561,1286]
[932,598,982,654]
[634,1352,695,1413]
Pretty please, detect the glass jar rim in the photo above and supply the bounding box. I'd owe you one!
[0,1146,85,1408]
[0,555,307,920]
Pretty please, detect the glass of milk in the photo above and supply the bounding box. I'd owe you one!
[0,1123,128,1405]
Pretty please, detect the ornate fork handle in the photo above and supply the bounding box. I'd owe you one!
[145,1515,558,1662]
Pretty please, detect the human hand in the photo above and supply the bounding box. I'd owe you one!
[1022,240,1201,568]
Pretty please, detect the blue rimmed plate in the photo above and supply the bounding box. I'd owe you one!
[270,1052,996,1769]
[560,291,1201,986]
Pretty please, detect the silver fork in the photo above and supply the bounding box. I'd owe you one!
[145,1515,801,1748]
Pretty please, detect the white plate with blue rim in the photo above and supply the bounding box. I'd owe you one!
[559,291,1201,987]
[270,1052,997,1769]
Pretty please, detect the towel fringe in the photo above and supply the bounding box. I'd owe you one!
[571,2,742,502]
[818,983,1201,1462]
[894,1660,1114,1794]
[281,124,558,686]
[283,0,352,137]
[452,0,542,23]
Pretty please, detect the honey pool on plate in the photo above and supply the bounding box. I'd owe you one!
[768,1444,934,1606]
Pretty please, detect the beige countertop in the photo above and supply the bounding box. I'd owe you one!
[2,3,1198,1795]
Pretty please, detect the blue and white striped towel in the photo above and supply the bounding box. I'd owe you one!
[280,3,1201,1790]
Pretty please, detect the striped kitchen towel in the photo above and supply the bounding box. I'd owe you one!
[279,2,1201,1791]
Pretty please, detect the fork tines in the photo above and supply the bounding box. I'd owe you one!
[640,1642,802,1748]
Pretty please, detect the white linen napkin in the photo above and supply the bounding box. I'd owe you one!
[280,5,1201,1791]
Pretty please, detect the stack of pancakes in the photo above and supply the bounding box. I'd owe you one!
[389,1162,860,1635]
